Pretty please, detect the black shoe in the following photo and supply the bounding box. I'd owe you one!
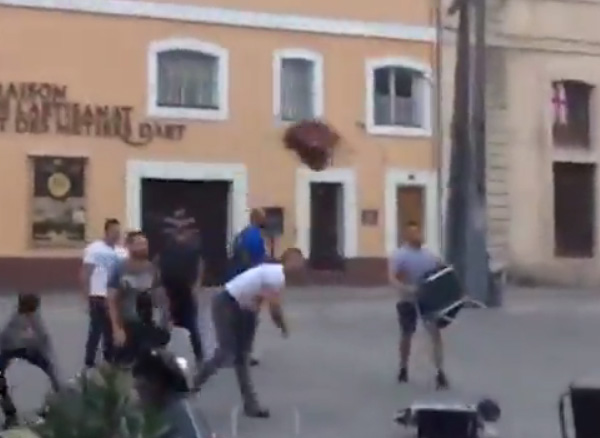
[250,357,260,367]
[435,370,449,390]
[244,404,270,418]
[398,367,408,383]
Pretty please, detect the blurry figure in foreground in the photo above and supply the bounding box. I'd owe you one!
[0,293,61,428]
[134,350,213,438]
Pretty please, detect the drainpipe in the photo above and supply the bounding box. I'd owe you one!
[432,0,445,254]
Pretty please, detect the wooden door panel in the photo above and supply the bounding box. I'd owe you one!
[141,179,230,285]
[396,186,425,246]
[309,182,344,270]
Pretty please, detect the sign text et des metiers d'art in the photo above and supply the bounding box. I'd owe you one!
[0,82,186,146]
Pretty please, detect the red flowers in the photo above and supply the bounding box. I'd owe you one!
[283,120,340,171]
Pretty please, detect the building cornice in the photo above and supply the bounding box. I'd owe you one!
[443,26,600,56]
[0,0,436,42]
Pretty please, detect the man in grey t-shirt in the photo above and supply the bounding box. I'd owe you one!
[388,221,449,389]
[107,231,170,365]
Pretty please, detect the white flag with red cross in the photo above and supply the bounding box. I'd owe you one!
[552,81,568,125]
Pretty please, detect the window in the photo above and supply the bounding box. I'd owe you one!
[274,49,323,122]
[366,58,431,137]
[157,51,218,109]
[553,162,596,258]
[552,80,593,148]
[148,39,229,120]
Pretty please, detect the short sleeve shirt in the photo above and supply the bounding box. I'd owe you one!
[108,259,158,323]
[390,245,440,301]
[225,263,285,310]
[83,240,122,297]
[159,239,203,286]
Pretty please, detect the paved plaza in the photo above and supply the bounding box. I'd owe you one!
[2,286,600,438]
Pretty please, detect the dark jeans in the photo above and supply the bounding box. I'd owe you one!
[241,309,258,355]
[0,348,60,422]
[195,291,259,408]
[164,280,203,363]
[84,296,113,367]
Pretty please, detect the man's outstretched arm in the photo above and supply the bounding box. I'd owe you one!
[267,294,288,337]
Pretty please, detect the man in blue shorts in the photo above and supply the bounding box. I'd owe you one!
[388,221,449,389]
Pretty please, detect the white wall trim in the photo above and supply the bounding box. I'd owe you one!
[126,161,248,239]
[0,0,436,42]
[147,38,229,121]
[365,57,433,138]
[384,168,439,255]
[295,167,358,258]
[273,48,324,122]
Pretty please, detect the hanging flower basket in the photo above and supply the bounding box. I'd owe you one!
[283,120,340,171]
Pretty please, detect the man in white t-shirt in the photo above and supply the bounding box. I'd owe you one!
[80,218,123,369]
[194,247,305,418]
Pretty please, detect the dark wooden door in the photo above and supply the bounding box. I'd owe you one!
[396,186,425,246]
[309,182,344,270]
[141,179,230,285]
[553,162,595,257]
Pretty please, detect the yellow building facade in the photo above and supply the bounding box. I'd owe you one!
[0,0,438,290]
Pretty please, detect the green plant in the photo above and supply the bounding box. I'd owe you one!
[30,365,168,438]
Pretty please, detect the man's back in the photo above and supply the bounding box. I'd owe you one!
[228,225,266,279]
[160,239,201,285]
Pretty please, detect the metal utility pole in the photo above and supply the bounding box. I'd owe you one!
[445,0,471,289]
[465,0,491,304]
[445,0,492,303]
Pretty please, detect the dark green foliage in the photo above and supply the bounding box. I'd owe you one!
[30,365,168,438]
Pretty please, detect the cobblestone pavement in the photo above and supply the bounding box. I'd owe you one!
[1,286,600,438]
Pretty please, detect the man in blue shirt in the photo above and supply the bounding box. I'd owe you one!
[230,209,267,277]
[229,209,267,365]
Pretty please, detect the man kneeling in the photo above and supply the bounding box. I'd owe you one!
[194,248,305,418]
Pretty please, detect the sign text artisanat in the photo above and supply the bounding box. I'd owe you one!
[0,82,186,146]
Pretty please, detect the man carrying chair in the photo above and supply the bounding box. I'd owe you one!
[389,221,450,390]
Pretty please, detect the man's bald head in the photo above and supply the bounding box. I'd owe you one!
[250,208,266,227]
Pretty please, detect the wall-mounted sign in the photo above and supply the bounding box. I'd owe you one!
[361,209,379,226]
[0,82,186,146]
[30,156,87,248]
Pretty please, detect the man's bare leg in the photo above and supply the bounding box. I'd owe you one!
[426,323,449,389]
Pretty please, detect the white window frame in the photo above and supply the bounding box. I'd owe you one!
[273,48,324,122]
[365,57,432,137]
[147,38,229,121]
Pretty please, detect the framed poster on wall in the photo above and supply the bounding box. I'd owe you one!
[30,156,87,248]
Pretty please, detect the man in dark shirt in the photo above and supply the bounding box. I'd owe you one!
[158,226,205,366]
